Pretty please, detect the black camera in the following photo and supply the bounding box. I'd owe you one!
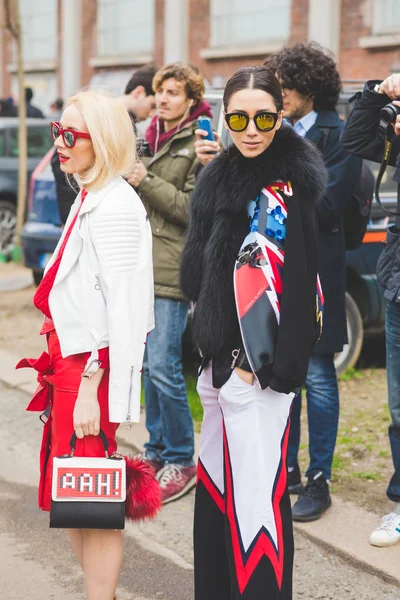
[380,102,400,126]
[136,138,152,158]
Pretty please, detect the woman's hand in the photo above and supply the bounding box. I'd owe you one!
[235,367,254,386]
[195,129,221,165]
[73,370,104,438]
[125,161,148,187]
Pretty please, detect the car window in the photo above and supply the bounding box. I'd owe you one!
[0,130,6,157]
[206,97,223,130]
[204,92,225,137]
[8,125,53,158]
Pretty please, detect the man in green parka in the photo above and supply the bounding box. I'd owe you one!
[127,62,213,504]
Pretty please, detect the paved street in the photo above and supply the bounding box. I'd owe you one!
[1,381,399,599]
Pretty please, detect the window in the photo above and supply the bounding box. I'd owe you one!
[97,0,154,58]
[8,126,53,158]
[373,0,400,35]
[210,0,291,48]
[0,131,6,157]
[19,0,57,62]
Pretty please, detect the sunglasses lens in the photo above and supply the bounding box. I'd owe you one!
[64,130,75,148]
[51,124,59,141]
[228,113,248,132]
[255,113,276,131]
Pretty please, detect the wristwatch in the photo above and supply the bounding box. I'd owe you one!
[374,83,382,93]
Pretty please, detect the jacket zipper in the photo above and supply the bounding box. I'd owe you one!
[126,366,134,429]
[95,272,135,425]
[95,273,106,303]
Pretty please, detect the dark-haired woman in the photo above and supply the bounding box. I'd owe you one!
[181,66,327,600]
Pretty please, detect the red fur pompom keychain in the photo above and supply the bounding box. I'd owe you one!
[124,456,162,521]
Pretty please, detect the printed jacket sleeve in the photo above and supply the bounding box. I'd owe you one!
[89,194,154,423]
[137,158,199,227]
[268,181,320,393]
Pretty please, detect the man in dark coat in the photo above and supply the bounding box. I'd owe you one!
[265,43,362,521]
[342,74,400,547]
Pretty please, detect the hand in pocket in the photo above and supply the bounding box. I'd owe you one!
[234,367,254,386]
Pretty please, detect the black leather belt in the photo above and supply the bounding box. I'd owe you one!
[232,348,253,373]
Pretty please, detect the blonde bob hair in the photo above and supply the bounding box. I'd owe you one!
[65,89,136,191]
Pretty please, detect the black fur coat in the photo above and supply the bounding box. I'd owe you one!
[180,126,327,393]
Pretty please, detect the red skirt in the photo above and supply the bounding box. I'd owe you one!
[20,321,119,511]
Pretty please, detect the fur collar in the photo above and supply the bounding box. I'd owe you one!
[197,124,327,214]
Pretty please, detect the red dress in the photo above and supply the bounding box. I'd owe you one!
[18,189,118,511]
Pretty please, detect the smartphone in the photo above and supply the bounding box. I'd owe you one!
[197,116,215,142]
[197,116,217,154]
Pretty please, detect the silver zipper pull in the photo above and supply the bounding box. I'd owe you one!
[126,365,134,429]
[231,349,240,369]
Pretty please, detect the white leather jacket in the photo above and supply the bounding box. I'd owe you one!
[46,176,154,424]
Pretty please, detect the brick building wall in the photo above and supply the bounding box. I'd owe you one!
[188,0,210,77]
[185,0,400,87]
[290,0,309,43]
[154,0,165,68]
[56,0,62,95]
[340,0,400,82]
[1,0,400,104]
[187,0,294,86]
[81,0,97,87]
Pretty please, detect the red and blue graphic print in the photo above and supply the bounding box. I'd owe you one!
[234,182,291,381]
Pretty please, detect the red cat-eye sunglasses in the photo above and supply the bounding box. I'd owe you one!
[50,121,91,148]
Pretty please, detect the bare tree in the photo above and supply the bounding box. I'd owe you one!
[3,0,26,253]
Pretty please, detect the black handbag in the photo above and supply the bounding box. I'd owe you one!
[49,430,126,529]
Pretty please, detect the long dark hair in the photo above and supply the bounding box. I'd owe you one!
[223,66,283,112]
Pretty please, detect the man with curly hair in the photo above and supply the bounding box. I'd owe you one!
[264,43,362,521]
[127,63,213,504]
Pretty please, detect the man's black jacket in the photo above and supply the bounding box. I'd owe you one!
[306,110,362,354]
[341,80,400,166]
[342,80,400,304]
[50,148,78,225]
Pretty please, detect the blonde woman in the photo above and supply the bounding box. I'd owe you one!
[18,90,154,600]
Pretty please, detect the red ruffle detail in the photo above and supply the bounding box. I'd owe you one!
[16,351,52,411]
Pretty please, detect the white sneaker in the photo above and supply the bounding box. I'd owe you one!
[369,512,400,547]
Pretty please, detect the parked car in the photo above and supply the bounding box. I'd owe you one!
[0,117,52,257]
[22,90,392,373]
[21,148,64,285]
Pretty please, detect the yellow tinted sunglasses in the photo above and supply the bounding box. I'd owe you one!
[225,111,279,133]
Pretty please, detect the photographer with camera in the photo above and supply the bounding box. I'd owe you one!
[342,75,400,547]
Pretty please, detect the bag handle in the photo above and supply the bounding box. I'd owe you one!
[69,429,110,458]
